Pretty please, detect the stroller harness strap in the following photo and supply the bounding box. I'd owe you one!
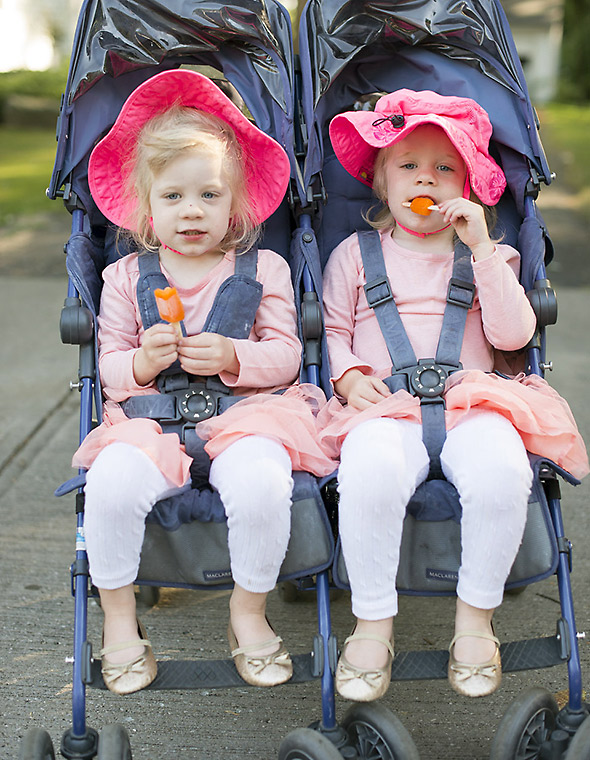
[357,230,475,479]
[121,248,263,448]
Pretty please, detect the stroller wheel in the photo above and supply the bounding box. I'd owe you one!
[565,713,590,759]
[341,702,420,759]
[490,687,559,759]
[19,728,55,760]
[97,724,132,759]
[278,727,343,759]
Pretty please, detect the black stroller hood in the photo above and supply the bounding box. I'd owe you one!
[298,0,552,204]
[65,0,293,108]
[304,0,531,104]
[48,0,296,208]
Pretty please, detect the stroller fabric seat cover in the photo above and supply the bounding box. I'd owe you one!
[88,69,291,229]
[329,88,506,205]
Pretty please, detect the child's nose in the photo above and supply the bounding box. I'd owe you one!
[182,200,204,217]
[416,166,436,185]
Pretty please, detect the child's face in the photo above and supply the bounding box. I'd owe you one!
[383,124,467,233]
[149,148,233,258]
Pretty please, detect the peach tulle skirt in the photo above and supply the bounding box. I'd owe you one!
[317,370,589,480]
[73,384,336,486]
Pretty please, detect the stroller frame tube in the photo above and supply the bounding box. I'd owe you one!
[524,196,586,723]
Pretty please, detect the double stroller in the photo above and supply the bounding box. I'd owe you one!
[19,0,589,757]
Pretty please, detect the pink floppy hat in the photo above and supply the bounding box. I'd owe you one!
[329,89,506,206]
[88,69,291,229]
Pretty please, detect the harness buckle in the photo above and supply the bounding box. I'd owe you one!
[447,277,475,309]
[364,276,393,308]
[409,360,448,399]
[177,388,217,422]
[390,359,463,400]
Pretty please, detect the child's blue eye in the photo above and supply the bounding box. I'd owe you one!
[438,165,453,172]
[202,191,216,200]
[166,192,180,200]
[401,162,417,170]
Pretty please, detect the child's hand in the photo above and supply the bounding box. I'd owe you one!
[133,323,179,386]
[335,369,391,410]
[436,198,495,261]
[178,332,239,376]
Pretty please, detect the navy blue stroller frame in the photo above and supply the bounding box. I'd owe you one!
[292,0,590,757]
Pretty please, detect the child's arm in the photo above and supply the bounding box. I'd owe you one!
[98,258,178,399]
[474,245,537,350]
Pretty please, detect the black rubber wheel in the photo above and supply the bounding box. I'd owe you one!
[341,702,420,759]
[278,728,344,759]
[135,584,160,607]
[565,714,590,759]
[97,724,133,760]
[19,728,55,760]
[489,687,559,760]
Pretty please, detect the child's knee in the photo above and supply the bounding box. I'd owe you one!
[84,442,165,517]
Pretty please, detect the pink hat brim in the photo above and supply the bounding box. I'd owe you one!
[89,70,291,229]
[329,89,506,206]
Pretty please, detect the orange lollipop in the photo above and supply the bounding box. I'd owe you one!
[154,286,184,337]
[402,197,439,216]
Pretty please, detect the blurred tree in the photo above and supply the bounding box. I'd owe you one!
[559,0,590,100]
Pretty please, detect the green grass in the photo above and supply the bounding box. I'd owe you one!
[0,126,64,225]
[538,103,590,198]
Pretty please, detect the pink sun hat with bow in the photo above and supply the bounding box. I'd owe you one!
[329,89,506,206]
[88,69,291,229]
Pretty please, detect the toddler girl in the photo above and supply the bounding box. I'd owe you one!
[320,89,588,702]
[73,70,334,695]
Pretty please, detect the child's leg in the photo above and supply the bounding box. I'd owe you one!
[208,435,293,654]
[441,411,532,664]
[84,441,187,660]
[337,418,430,668]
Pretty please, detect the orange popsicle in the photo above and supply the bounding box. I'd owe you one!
[154,286,184,337]
[402,197,439,215]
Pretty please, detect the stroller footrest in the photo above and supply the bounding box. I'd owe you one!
[88,652,317,690]
[391,636,566,681]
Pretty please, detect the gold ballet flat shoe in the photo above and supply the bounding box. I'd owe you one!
[228,624,293,687]
[100,619,157,695]
[335,631,394,702]
[448,630,501,698]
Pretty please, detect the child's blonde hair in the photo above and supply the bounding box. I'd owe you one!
[121,105,259,253]
[366,144,499,236]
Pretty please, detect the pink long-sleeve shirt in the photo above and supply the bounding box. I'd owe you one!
[322,231,537,385]
[97,249,302,403]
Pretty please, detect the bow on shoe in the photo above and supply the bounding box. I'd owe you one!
[449,661,499,682]
[246,650,292,676]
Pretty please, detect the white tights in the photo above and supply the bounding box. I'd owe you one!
[84,436,293,593]
[338,411,533,620]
